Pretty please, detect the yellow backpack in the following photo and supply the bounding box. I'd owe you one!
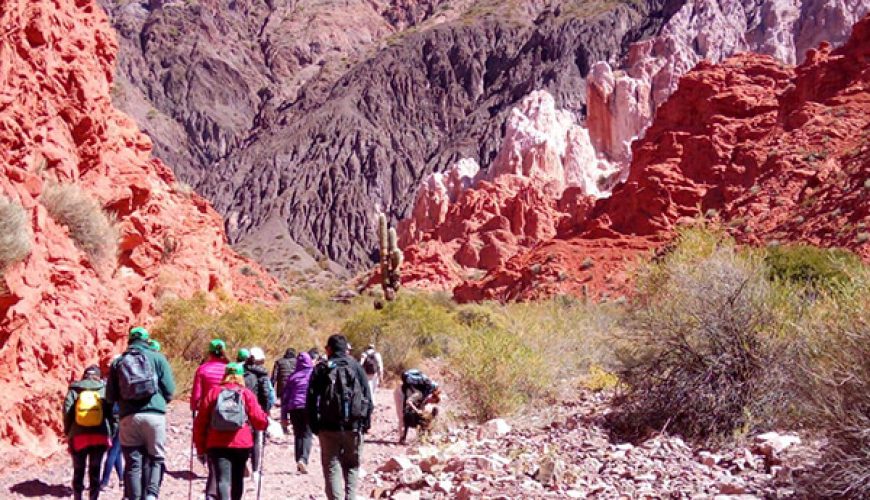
[75,390,103,427]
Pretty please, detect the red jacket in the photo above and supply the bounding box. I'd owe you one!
[193,383,268,454]
[190,357,228,412]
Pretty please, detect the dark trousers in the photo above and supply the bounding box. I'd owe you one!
[289,408,313,464]
[72,445,106,497]
[208,448,250,500]
[122,446,164,500]
[100,433,123,487]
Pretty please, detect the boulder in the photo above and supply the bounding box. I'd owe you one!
[477,419,512,440]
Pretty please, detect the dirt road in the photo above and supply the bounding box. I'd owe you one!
[3,386,407,499]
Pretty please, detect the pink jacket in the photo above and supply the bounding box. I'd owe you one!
[191,356,228,412]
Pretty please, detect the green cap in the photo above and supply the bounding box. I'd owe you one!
[209,339,226,355]
[129,327,149,341]
[225,363,244,376]
[236,348,250,362]
[149,339,161,352]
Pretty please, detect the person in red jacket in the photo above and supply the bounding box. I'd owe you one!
[191,339,229,414]
[191,339,229,499]
[194,363,268,500]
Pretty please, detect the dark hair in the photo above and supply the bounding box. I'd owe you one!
[284,348,297,359]
[326,334,348,354]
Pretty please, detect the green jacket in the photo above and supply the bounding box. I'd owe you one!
[107,339,176,418]
[62,379,115,439]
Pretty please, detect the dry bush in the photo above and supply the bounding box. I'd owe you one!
[794,270,869,498]
[41,183,117,263]
[610,230,784,443]
[0,196,32,269]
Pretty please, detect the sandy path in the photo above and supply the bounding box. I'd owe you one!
[3,386,408,499]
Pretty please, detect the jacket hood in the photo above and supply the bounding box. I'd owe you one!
[294,352,313,371]
[70,379,105,391]
[246,364,269,377]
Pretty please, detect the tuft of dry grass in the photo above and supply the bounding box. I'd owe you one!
[0,196,32,269]
[41,183,117,264]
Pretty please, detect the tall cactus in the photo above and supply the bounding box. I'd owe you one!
[377,211,403,300]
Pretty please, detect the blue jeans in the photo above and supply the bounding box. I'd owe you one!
[101,432,123,486]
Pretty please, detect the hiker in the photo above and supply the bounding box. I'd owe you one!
[306,334,373,500]
[394,369,440,444]
[243,347,274,485]
[191,339,229,500]
[271,348,297,408]
[359,344,384,397]
[106,326,175,500]
[99,401,123,492]
[281,351,315,474]
[193,363,269,500]
[64,364,115,500]
[236,348,250,363]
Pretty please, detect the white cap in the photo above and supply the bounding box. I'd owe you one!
[249,347,265,361]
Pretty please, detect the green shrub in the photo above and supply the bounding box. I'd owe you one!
[41,183,117,263]
[611,229,785,443]
[764,244,862,291]
[155,290,368,393]
[450,327,547,421]
[792,270,869,498]
[341,294,461,375]
[0,196,32,269]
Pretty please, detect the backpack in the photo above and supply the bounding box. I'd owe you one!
[117,348,158,401]
[319,360,369,427]
[362,351,379,376]
[401,369,426,388]
[211,388,247,432]
[75,389,103,427]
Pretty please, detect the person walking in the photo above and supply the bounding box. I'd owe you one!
[359,344,384,398]
[271,348,297,408]
[98,401,123,492]
[281,351,315,474]
[193,363,269,500]
[306,334,373,500]
[395,369,439,444]
[191,339,229,500]
[106,326,175,500]
[243,347,274,486]
[64,365,115,500]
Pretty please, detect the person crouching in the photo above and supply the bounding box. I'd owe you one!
[194,363,269,500]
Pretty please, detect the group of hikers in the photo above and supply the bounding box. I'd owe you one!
[63,327,441,500]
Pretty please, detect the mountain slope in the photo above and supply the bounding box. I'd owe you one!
[452,14,870,301]
[0,0,280,464]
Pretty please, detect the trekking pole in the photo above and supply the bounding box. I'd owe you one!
[256,430,267,500]
[188,414,195,500]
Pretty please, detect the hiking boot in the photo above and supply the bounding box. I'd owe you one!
[296,461,307,474]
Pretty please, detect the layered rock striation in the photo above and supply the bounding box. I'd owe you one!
[404,13,870,301]
[0,0,279,463]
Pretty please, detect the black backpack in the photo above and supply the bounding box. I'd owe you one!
[362,352,379,376]
[319,359,369,427]
[211,388,247,432]
[117,348,158,401]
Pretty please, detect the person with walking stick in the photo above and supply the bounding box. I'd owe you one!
[194,363,268,500]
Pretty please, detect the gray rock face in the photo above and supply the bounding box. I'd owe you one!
[167,1,682,269]
[102,0,867,272]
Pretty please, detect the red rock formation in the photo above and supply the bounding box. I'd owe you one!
[0,0,281,464]
[416,14,870,302]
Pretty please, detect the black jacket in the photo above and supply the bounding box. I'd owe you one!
[244,364,274,412]
[271,354,296,397]
[306,353,373,434]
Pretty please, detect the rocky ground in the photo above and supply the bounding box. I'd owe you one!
[1,386,819,499]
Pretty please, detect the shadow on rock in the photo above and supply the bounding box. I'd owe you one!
[9,480,72,498]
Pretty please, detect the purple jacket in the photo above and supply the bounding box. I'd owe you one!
[281,352,314,410]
